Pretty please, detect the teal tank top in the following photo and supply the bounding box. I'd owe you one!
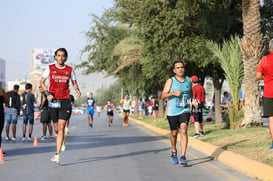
[167,76,191,116]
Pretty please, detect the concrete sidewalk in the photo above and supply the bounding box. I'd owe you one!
[129,117,273,181]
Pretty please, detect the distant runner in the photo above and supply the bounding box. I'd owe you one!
[85,92,96,127]
[104,100,115,127]
[121,95,131,127]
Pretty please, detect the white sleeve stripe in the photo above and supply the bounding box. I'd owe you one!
[71,69,77,80]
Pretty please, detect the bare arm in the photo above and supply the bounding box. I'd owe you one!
[161,78,181,99]
[71,80,81,97]
[40,96,46,110]
[0,89,8,103]
[40,77,53,102]
[256,72,263,80]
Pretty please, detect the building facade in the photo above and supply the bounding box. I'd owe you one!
[0,58,6,89]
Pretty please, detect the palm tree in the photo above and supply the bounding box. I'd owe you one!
[208,37,244,128]
[238,0,264,126]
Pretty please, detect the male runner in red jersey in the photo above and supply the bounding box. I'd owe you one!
[40,48,81,164]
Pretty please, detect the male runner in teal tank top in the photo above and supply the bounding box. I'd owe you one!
[161,60,192,166]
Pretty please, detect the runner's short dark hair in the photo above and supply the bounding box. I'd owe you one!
[14,84,19,90]
[173,60,185,68]
[55,48,68,58]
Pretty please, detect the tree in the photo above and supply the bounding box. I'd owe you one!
[208,36,244,128]
[238,0,263,126]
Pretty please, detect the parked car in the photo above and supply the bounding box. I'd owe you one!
[72,107,84,115]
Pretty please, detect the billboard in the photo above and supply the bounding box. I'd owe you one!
[31,48,56,69]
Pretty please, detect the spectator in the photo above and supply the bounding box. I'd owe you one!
[5,84,20,141]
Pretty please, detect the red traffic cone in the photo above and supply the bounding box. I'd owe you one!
[33,136,39,146]
[0,148,5,161]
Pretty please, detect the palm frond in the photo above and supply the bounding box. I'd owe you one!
[207,36,244,108]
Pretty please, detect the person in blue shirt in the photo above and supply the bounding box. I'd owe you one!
[85,92,96,127]
[161,60,192,166]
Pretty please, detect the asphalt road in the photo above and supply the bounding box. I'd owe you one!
[0,112,255,181]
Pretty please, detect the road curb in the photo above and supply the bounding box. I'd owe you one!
[129,116,273,181]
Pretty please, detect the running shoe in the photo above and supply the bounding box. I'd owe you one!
[111,119,113,124]
[270,144,273,150]
[199,131,205,136]
[192,133,200,138]
[61,143,66,152]
[180,155,188,166]
[64,127,70,136]
[108,124,111,127]
[90,123,93,128]
[170,151,178,164]
[27,137,32,141]
[5,137,10,141]
[11,137,17,141]
[123,123,126,127]
[49,136,54,140]
[41,136,47,141]
[21,137,26,141]
[51,154,60,164]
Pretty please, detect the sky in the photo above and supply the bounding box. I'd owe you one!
[0,0,115,95]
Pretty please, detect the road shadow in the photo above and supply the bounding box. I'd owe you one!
[3,134,168,157]
[61,147,169,166]
[186,156,214,167]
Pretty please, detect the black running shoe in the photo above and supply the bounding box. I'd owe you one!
[199,131,205,136]
[192,133,200,138]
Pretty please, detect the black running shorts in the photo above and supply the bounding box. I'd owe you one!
[107,111,114,116]
[191,103,204,123]
[262,97,273,117]
[40,109,51,123]
[49,99,72,123]
[167,112,190,130]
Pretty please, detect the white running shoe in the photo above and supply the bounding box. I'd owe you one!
[64,127,70,136]
[41,136,47,141]
[51,154,60,164]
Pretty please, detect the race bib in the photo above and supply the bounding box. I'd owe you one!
[176,97,190,108]
[108,108,112,112]
[48,100,61,108]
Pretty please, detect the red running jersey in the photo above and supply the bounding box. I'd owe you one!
[48,64,72,99]
[257,53,273,98]
[192,84,205,103]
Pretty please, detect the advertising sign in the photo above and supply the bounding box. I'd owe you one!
[31,48,56,69]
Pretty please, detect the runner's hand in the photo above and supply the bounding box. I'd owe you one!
[47,95,53,101]
[172,89,181,97]
[76,89,81,97]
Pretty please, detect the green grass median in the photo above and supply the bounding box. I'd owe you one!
[130,115,273,167]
